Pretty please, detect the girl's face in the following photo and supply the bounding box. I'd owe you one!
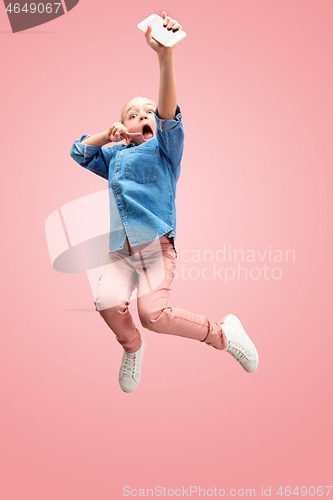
[122,96,157,145]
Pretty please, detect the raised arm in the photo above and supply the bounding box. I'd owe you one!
[145,11,183,120]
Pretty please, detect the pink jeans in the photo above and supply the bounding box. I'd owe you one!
[94,235,227,353]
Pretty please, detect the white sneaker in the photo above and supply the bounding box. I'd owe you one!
[221,315,259,372]
[118,339,145,393]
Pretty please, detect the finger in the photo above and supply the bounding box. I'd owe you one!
[161,11,166,19]
[173,23,182,31]
[127,132,143,138]
[167,19,177,30]
[145,24,152,40]
[163,16,171,27]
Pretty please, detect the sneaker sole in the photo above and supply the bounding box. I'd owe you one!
[221,314,259,372]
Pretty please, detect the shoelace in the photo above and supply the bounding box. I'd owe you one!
[226,341,249,362]
[121,352,138,377]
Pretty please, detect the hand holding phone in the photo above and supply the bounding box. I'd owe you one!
[138,12,187,48]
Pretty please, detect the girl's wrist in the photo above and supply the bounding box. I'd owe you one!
[158,50,175,64]
[103,131,112,144]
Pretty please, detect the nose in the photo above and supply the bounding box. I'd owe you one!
[139,112,148,121]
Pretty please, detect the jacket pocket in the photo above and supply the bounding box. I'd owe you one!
[125,149,159,184]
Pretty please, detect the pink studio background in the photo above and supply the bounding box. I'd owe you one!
[1,1,332,499]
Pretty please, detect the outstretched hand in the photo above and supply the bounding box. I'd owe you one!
[145,11,183,56]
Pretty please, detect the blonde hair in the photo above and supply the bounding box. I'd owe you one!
[119,98,134,125]
[119,106,125,124]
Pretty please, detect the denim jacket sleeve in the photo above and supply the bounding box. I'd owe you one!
[154,106,184,168]
[70,135,124,180]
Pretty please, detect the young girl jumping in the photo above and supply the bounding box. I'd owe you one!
[70,11,259,392]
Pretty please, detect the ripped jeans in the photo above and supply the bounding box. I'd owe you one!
[94,235,227,353]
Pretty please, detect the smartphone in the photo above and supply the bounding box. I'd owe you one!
[137,13,187,47]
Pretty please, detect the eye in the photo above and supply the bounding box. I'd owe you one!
[147,109,154,114]
[129,113,137,119]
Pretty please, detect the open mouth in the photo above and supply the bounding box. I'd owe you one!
[142,124,154,141]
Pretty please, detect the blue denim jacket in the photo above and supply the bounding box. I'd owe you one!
[70,107,184,252]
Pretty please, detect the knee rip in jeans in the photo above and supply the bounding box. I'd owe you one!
[139,306,169,331]
[96,302,129,315]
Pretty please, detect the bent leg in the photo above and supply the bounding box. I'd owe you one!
[94,251,142,353]
[136,237,227,350]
